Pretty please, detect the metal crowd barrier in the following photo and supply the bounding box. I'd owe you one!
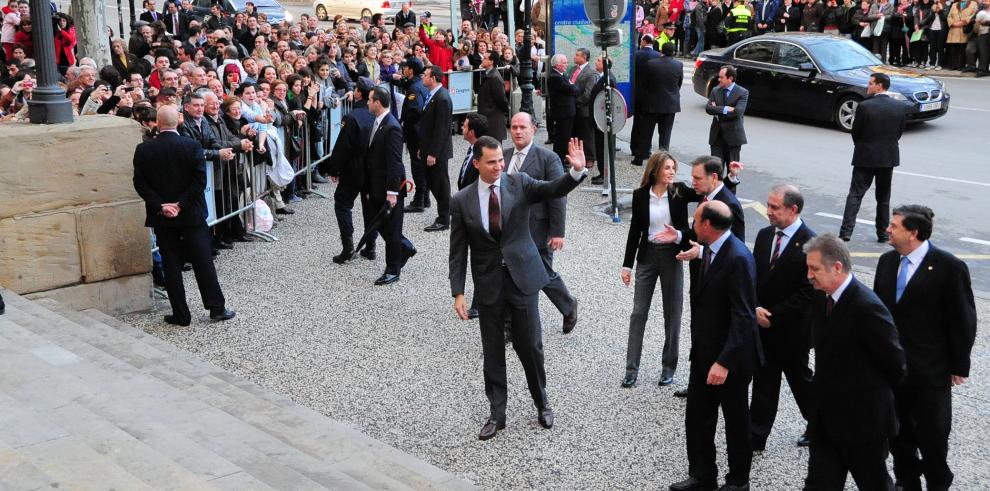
[207,151,277,242]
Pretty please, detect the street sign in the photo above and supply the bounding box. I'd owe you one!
[593,29,623,47]
[593,88,628,133]
[583,0,627,28]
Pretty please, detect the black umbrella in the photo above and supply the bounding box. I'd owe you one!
[352,180,415,258]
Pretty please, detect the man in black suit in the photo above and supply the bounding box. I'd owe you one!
[546,53,581,168]
[140,0,163,24]
[874,205,976,491]
[670,200,760,491]
[477,51,508,142]
[457,113,488,191]
[164,1,187,39]
[705,65,748,165]
[449,136,588,441]
[630,35,661,168]
[803,235,906,490]
[323,78,376,264]
[365,87,416,285]
[590,55,617,185]
[839,73,906,242]
[749,185,817,452]
[132,106,235,326]
[417,66,454,232]
[634,42,683,166]
[505,112,579,334]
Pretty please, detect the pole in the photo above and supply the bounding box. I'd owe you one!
[519,0,534,115]
[129,0,137,27]
[27,0,73,124]
[117,0,126,41]
[599,2,620,222]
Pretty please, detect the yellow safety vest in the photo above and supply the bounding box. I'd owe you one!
[727,5,752,32]
[656,32,674,50]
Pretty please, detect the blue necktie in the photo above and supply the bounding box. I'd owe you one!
[460,149,472,182]
[895,256,910,302]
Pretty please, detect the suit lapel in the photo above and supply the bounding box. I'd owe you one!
[699,237,732,291]
[499,174,516,228]
[773,224,810,271]
[898,246,937,304]
[518,147,539,175]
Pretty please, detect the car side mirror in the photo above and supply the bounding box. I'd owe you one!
[799,62,818,76]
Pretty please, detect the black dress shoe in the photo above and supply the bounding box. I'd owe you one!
[562,300,578,334]
[877,234,890,243]
[182,263,192,271]
[478,419,506,440]
[796,432,811,447]
[401,246,417,267]
[164,314,191,327]
[275,206,295,215]
[405,204,425,213]
[209,309,236,321]
[374,273,400,285]
[360,248,376,260]
[718,484,749,491]
[659,375,674,386]
[591,175,605,185]
[622,373,638,388]
[424,222,449,232]
[839,234,851,242]
[467,308,480,319]
[538,408,554,429]
[670,476,717,491]
[674,388,689,398]
[631,159,643,167]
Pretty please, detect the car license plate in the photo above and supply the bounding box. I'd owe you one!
[921,101,942,112]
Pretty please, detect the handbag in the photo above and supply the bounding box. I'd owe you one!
[861,24,873,37]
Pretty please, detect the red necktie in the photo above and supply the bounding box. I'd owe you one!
[570,67,580,84]
[488,185,501,241]
[769,231,784,269]
[826,295,834,317]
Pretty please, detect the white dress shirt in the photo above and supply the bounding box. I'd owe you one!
[898,240,930,285]
[705,182,726,202]
[506,142,534,175]
[708,229,733,261]
[478,167,587,233]
[647,188,683,244]
[770,218,804,262]
[831,273,855,303]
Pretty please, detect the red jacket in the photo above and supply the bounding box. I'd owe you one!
[13,29,31,57]
[54,26,76,67]
[418,26,453,85]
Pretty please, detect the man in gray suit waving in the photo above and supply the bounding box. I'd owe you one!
[706,65,749,165]
[449,136,588,441]
[504,112,578,334]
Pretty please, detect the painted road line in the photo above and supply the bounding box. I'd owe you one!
[738,197,754,203]
[961,237,990,247]
[893,170,990,187]
[952,106,990,112]
[815,212,875,226]
[742,201,768,220]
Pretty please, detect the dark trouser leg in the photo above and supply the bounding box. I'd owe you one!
[154,227,192,322]
[408,144,429,204]
[477,299,508,423]
[874,167,893,235]
[594,127,605,175]
[840,166,876,237]
[184,224,226,312]
[552,118,575,167]
[782,349,816,423]
[749,347,783,446]
[893,386,953,490]
[632,112,659,160]
[371,195,405,275]
[847,439,895,491]
[892,387,924,490]
[873,36,889,63]
[539,248,575,317]
[710,140,740,168]
[722,374,754,485]
[582,115,597,163]
[334,184,359,240]
[686,363,720,483]
[979,34,990,72]
[625,258,661,376]
[505,271,550,411]
[929,30,945,66]
[656,246,683,377]
[360,193,379,252]
[804,431,850,490]
[425,158,451,225]
[657,113,676,151]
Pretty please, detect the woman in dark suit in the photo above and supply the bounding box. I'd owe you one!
[620,151,695,389]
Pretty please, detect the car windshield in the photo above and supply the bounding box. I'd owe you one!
[806,39,881,72]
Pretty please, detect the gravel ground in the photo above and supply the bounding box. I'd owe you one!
[124,128,990,489]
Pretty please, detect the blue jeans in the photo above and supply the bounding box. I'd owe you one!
[693,27,706,56]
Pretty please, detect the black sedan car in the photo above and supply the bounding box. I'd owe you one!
[692,33,949,131]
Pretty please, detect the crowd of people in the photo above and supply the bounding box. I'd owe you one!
[0,0,982,489]
[634,0,990,74]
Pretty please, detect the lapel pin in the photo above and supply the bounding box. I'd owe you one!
[928,266,933,271]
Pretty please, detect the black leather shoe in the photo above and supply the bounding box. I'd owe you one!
[718,484,749,491]
[622,373,637,388]
[877,233,890,243]
[401,246,417,267]
[659,375,674,386]
[839,234,851,242]
[562,300,577,334]
[538,408,554,429]
[478,419,506,440]
[374,273,400,285]
[796,431,811,447]
[424,222,449,232]
[591,175,605,185]
[275,206,295,215]
[631,159,643,167]
[674,388,689,398]
[360,248,376,260]
[467,308,480,319]
[164,315,191,327]
[209,309,236,321]
[669,476,717,491]
[405,205,425,213]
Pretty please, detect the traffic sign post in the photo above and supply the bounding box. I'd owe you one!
[584,0,624,222]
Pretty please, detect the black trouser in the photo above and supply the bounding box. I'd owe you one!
[840,166,892,238]
[408,142,430,205]
[979,33,990,72]
[873,34,890,63]
[686,361,753,486]
[750,334,815,446]
[710,137,741,168]
[632,112,676,160]
[928,29,946,66]
[889,32,908,65]
[154,224,226,322]
[910,40,928,65]
[551,117,574,168]
[804,433,893,490]
[891,385,953,491]
[573,114,597,163]
[946,43,966,70]
[333,182,362,240]
[364,194,412,275]
[477,267,550,423]
[424,158,451,225]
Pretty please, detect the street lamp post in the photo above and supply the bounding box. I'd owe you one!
[518,0,534,115]
[27,0,73,124]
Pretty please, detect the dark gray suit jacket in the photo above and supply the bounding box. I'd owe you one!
[641,56,683,114]
[851,93,905,168]
[449,171,582,304]
[574,63,598,117]
[706,83,749,147]
[504,145,566,247]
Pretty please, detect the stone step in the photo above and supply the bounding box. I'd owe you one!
[1,297,346,490]
[0,438,60,491]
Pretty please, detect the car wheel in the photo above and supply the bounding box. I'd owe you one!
[835,95,860,132]
[361,8,372,18]
[315,4,328,21]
